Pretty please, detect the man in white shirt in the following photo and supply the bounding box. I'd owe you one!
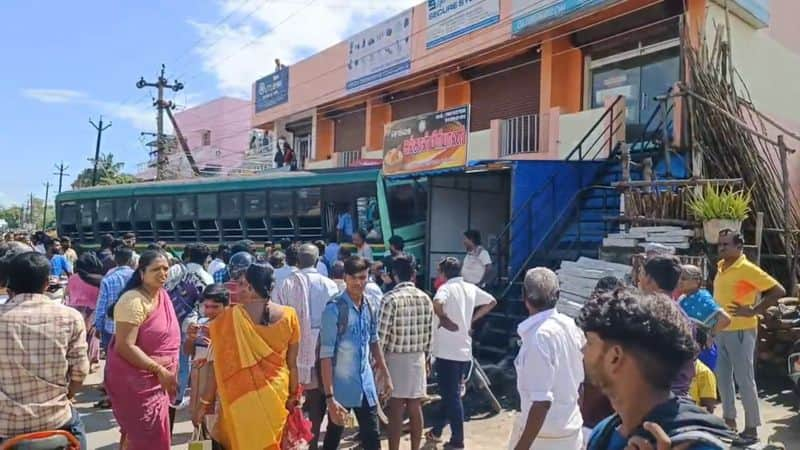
[428,257,497,449]
[207,244,229,277]
[509,267,585,450]
[274,244,339,450]
[353,230,373,262]
[461,230,492,286]
[271,246,299,289]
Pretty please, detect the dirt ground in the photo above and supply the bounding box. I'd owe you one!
[76,367,798,449]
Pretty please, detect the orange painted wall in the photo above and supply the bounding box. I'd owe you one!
[438,73,471,110]
[366,100,391,151]
[550,38,582,113]
[315,117,334,160]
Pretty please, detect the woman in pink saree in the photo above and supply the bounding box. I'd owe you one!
[106,250,180,450]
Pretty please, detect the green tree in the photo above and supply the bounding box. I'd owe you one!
[0,198,53,230]
[71,153,137,189]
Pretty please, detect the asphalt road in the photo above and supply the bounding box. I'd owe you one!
[76,366,798,449]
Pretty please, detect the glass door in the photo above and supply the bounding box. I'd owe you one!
[591,46,679,142]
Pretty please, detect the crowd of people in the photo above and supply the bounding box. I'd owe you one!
[0,226,787,450]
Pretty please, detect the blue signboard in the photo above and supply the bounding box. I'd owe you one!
[426,0,500,49]
[511,0,612,35]
[254,68,289,113]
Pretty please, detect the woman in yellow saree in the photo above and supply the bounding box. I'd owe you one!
[195,262,300,450]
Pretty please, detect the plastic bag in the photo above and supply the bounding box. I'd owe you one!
[188,425,213,450]
[282,406,313,450]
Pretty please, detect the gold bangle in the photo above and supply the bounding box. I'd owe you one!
[199,398,212,406]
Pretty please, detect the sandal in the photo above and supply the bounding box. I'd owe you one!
[731,432,759,447]
[93,398,112,409]
[425,430,442,443]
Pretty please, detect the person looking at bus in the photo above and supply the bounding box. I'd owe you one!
[60,236,78,267]
[428,257,497,449]
[461,230,491,287]
[98,233,116,273]
[208,244,230,277]
[212,240,252,283]
[337,203,354,243]
[353,230,373,262]
[47,239,73,278]
[324,233,341,269]
[0,252,89,448]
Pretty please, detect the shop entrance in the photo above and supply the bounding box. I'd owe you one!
[590,41,680,142]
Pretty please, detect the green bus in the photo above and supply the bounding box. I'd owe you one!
[55,168,428,261]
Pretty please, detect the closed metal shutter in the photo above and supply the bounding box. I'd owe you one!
[390,83,438,121]
[333,107,366,152]
[469,55,540,131]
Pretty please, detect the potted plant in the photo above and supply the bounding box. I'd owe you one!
[687,184,751,244]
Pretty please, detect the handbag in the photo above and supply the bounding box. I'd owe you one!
[188,424,213,450]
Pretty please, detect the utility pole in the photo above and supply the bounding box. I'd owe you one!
[54,162,70,194]
[137,64,183,180]
[42,182,50,230]
[90,116,112,186]
[28,193,33,228]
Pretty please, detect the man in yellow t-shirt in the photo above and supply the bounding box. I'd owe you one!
[689,360,717,413]
[712,229,785,446]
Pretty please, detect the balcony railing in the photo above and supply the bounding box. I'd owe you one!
[501,114,540,156]
[336,150,361,168]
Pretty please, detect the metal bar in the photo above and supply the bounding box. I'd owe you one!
[565,95,623,161]
[611,177,743,189]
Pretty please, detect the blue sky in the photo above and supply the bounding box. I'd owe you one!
[0,0,417,206]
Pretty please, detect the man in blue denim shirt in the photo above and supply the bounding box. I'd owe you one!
[319,256,392,450]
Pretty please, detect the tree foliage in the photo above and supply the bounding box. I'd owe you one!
[71,153,137,189]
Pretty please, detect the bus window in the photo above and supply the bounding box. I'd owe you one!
[387,180,428,229]
[97,200,113,223]
[197,194,218,220]
[114,198,133,222]
[80,201,94,227]
[270,190,293,216]
[296,188,321,216]
[356,196,382,242]
[220,192,242,219]
[134,197,153,221]
[175,195,195,220]
[60,203,78,225]
[244,191,266,217]
[154,197,173,221]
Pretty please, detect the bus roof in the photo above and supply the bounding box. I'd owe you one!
[56,168,380,202]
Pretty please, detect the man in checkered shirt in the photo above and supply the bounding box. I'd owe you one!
[0,252,89,447]
[378,255,434,450]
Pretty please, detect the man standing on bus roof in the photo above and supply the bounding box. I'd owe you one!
[461,230,492,288]
[337,203,354,243]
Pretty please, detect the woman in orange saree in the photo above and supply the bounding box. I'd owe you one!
[195,262,300,450]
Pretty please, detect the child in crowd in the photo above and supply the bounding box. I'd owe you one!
[185,284,230,425]
[689,328,719,414]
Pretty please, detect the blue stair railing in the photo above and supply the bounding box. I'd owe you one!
[565,95,626,161]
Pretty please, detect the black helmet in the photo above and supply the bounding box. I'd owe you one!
[228,251,255,280]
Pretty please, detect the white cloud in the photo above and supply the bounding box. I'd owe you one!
[21,88,87,103]
[190,0,420,97]
[92,100,160,132]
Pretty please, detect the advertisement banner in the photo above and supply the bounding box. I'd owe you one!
[383,106,470,176]
[254,68,289,113]
[426,0,500,49]
[511,0,612,35]
[346,9,413,92]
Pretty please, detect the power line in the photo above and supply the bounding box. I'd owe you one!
[136,64,184,180]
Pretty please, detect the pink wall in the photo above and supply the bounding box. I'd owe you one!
[175,97,252,171]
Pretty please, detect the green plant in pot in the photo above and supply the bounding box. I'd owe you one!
[687,184,751,244]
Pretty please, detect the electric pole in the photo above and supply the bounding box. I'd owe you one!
[54,162,70,193]
[90,116,112,186]
[42,182,50,230]
[137,64,183,180]
[28,193,33,228]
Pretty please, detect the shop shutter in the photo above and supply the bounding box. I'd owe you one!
[469,57,540,131]
[391,86,438,121]
[333,107,366,152]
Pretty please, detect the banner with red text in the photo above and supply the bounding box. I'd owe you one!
[382,105,470,176]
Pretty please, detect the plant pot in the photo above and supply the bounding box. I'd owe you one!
[703,219,742,244]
